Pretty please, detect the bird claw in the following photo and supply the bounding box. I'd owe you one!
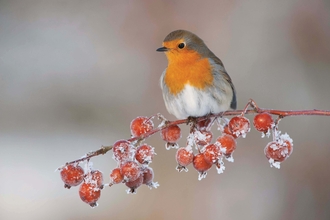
[187,116,198,126]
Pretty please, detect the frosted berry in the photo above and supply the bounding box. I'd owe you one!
[176,147,194,172]
[130,116,154,137]
[228,116,250,138]
[109,168,124,185]
[121,161,141,182]
[265,133,293,168]
[125,174,144,194]
[223,124,238,138]
[161,125,181,143]
[194,130,213,146]
[89,170,103,188]
[135,144,155,164]
[217,134,237,155]
[254,113,274,133]
[112,140,132,162]
[202,144,221,164]
[142,166,154,186]
[193,153,212,172]
[265,141,291,162]
[60,164,84,189]
[79,182,101,207]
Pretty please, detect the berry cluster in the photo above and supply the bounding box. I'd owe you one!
[110,132,159,193]
[163,113,292,180]
[59,104,299,207]
[172,116,249,180]
[59,116,159,207]
[253,112,293,168]
[60,163,103,207]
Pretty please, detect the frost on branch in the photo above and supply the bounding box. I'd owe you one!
[58,99,330,207]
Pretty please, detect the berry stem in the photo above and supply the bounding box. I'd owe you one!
[62,99,330,166]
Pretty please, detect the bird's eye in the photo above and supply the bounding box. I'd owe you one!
[178,42,185,49]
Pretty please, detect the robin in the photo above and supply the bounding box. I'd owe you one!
[157,30,237,119]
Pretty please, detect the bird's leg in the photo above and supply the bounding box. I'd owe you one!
[187,116,198,133]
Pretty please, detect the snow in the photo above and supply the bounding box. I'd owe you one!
[219,146,227,154]
[216,160,226,174]
[186,133,195,148]
[147,182,160,189]
[270,143,279,150]
[198,171,208,181]
[268,158,281,169]
[225,155,234,162]
[216,166,225,174]
[279,133,293,146]
[194,130,207,142]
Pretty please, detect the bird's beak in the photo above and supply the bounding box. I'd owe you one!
[156,47,168,52]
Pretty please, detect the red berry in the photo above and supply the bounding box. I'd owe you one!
[125,174,144,194]
[161,125,181,143]
[142,166,154,186]
[121,161,141,182]
[112,140,132,162]
[194,130,213,146]
[60,164,84,189]
[130,116,154,137]
[176,147,194,166]
[264,141,287,162]
[89,170,103,188]
[79,182,101,207]
[193,153,212,173]
[109,168,123,185]
[228,116,250,138]
[254,113,274,133]
[265,134,293,168]
[202,144,221,164]
[223,124,238,138]
[175,147,194,172]
[217,134,237,155]
[135,144,155,164]
[265,140,293,162]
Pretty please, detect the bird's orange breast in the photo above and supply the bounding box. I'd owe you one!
[164,51,214,95]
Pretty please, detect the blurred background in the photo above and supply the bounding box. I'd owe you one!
[1,0,330,219]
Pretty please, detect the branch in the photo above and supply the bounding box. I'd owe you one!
[62,99,330,167]
[58,99,330,206]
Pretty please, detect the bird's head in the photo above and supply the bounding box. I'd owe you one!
[157,30,211,64]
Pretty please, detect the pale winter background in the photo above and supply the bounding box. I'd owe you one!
[1,0,330,219]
